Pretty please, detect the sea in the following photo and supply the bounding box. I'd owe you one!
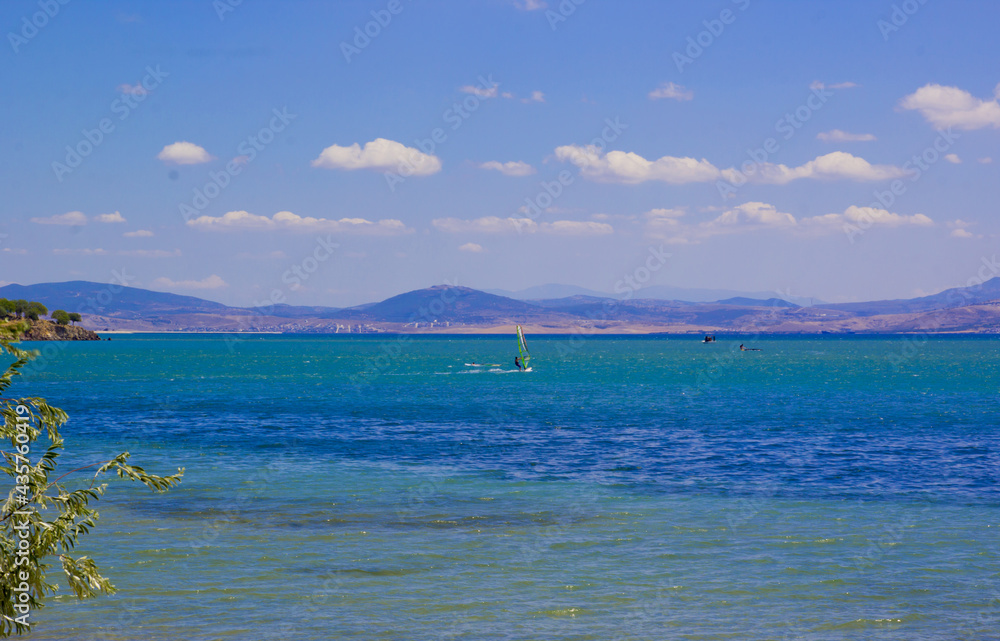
[13,334,1000,640]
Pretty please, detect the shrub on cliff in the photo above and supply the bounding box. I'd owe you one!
[49,311,70,326]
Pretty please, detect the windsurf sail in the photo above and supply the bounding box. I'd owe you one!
[516,325,531,370]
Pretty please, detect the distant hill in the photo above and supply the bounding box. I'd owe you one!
[0,281,232,316]
[336,285,566,324]
[634,285,808,303]
[487,283,814,303]
[717,297,800,308]
[0,281,342,320]
[819,277,1000,316]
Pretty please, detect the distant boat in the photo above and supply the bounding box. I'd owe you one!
[516,325,532,372]
[702,335,716,343]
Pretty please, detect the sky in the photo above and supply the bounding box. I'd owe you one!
[1,0,998,308]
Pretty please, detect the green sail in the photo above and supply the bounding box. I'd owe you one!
[516,325,530,369]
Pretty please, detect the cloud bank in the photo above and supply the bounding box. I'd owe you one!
[186,210,413,235]
[311,138,441,175]
[900,83,1000,130]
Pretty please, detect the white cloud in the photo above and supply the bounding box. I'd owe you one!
[124,229,154,237]
[556,146,905,186]
[730,151,909,184]
[52,248,108,256]
[479,160,536,176]
[645,203,796,243]
[816,129,877,142]
[117,83,147,96]
[979,157,993,164]
[31,211,87,226]
[646,208,685,220]
[157,141,214,165]
[802,205,932,228]
[95,211,126,223]
[459,83,499,99]
[152,275,227,290]
[522,90,545,103]
[645,203,931,243]
[944,153,961,164]
[810,81,858,90]
[540,220,613,235]
[708,202,797,228]
[899,83,1000,130]
[459,242,484,253]
[311,138,441,175]
[186,210,413,235]
[648,82,694,101]
[118,249,181,258]
[514,0,546,10]
[433,216,612,236]
[555,145,721,184]
[947,219,980,239]
[433,216,527,234]
[644,208,688,242]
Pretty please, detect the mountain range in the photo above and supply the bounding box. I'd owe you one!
[2,279,1000,334]
[483,283,816,303]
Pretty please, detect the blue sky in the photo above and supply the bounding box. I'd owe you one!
[1,0,998,307]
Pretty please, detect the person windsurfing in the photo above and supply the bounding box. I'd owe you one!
[514,356,523,371]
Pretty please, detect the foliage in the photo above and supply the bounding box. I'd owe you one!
[0,321,183,636]
[23,304,46,323]
[0,301,82,326]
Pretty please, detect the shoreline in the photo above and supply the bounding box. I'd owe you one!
[83,329,1000,337]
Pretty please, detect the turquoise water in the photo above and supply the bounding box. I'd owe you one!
[12,334,1000,639]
